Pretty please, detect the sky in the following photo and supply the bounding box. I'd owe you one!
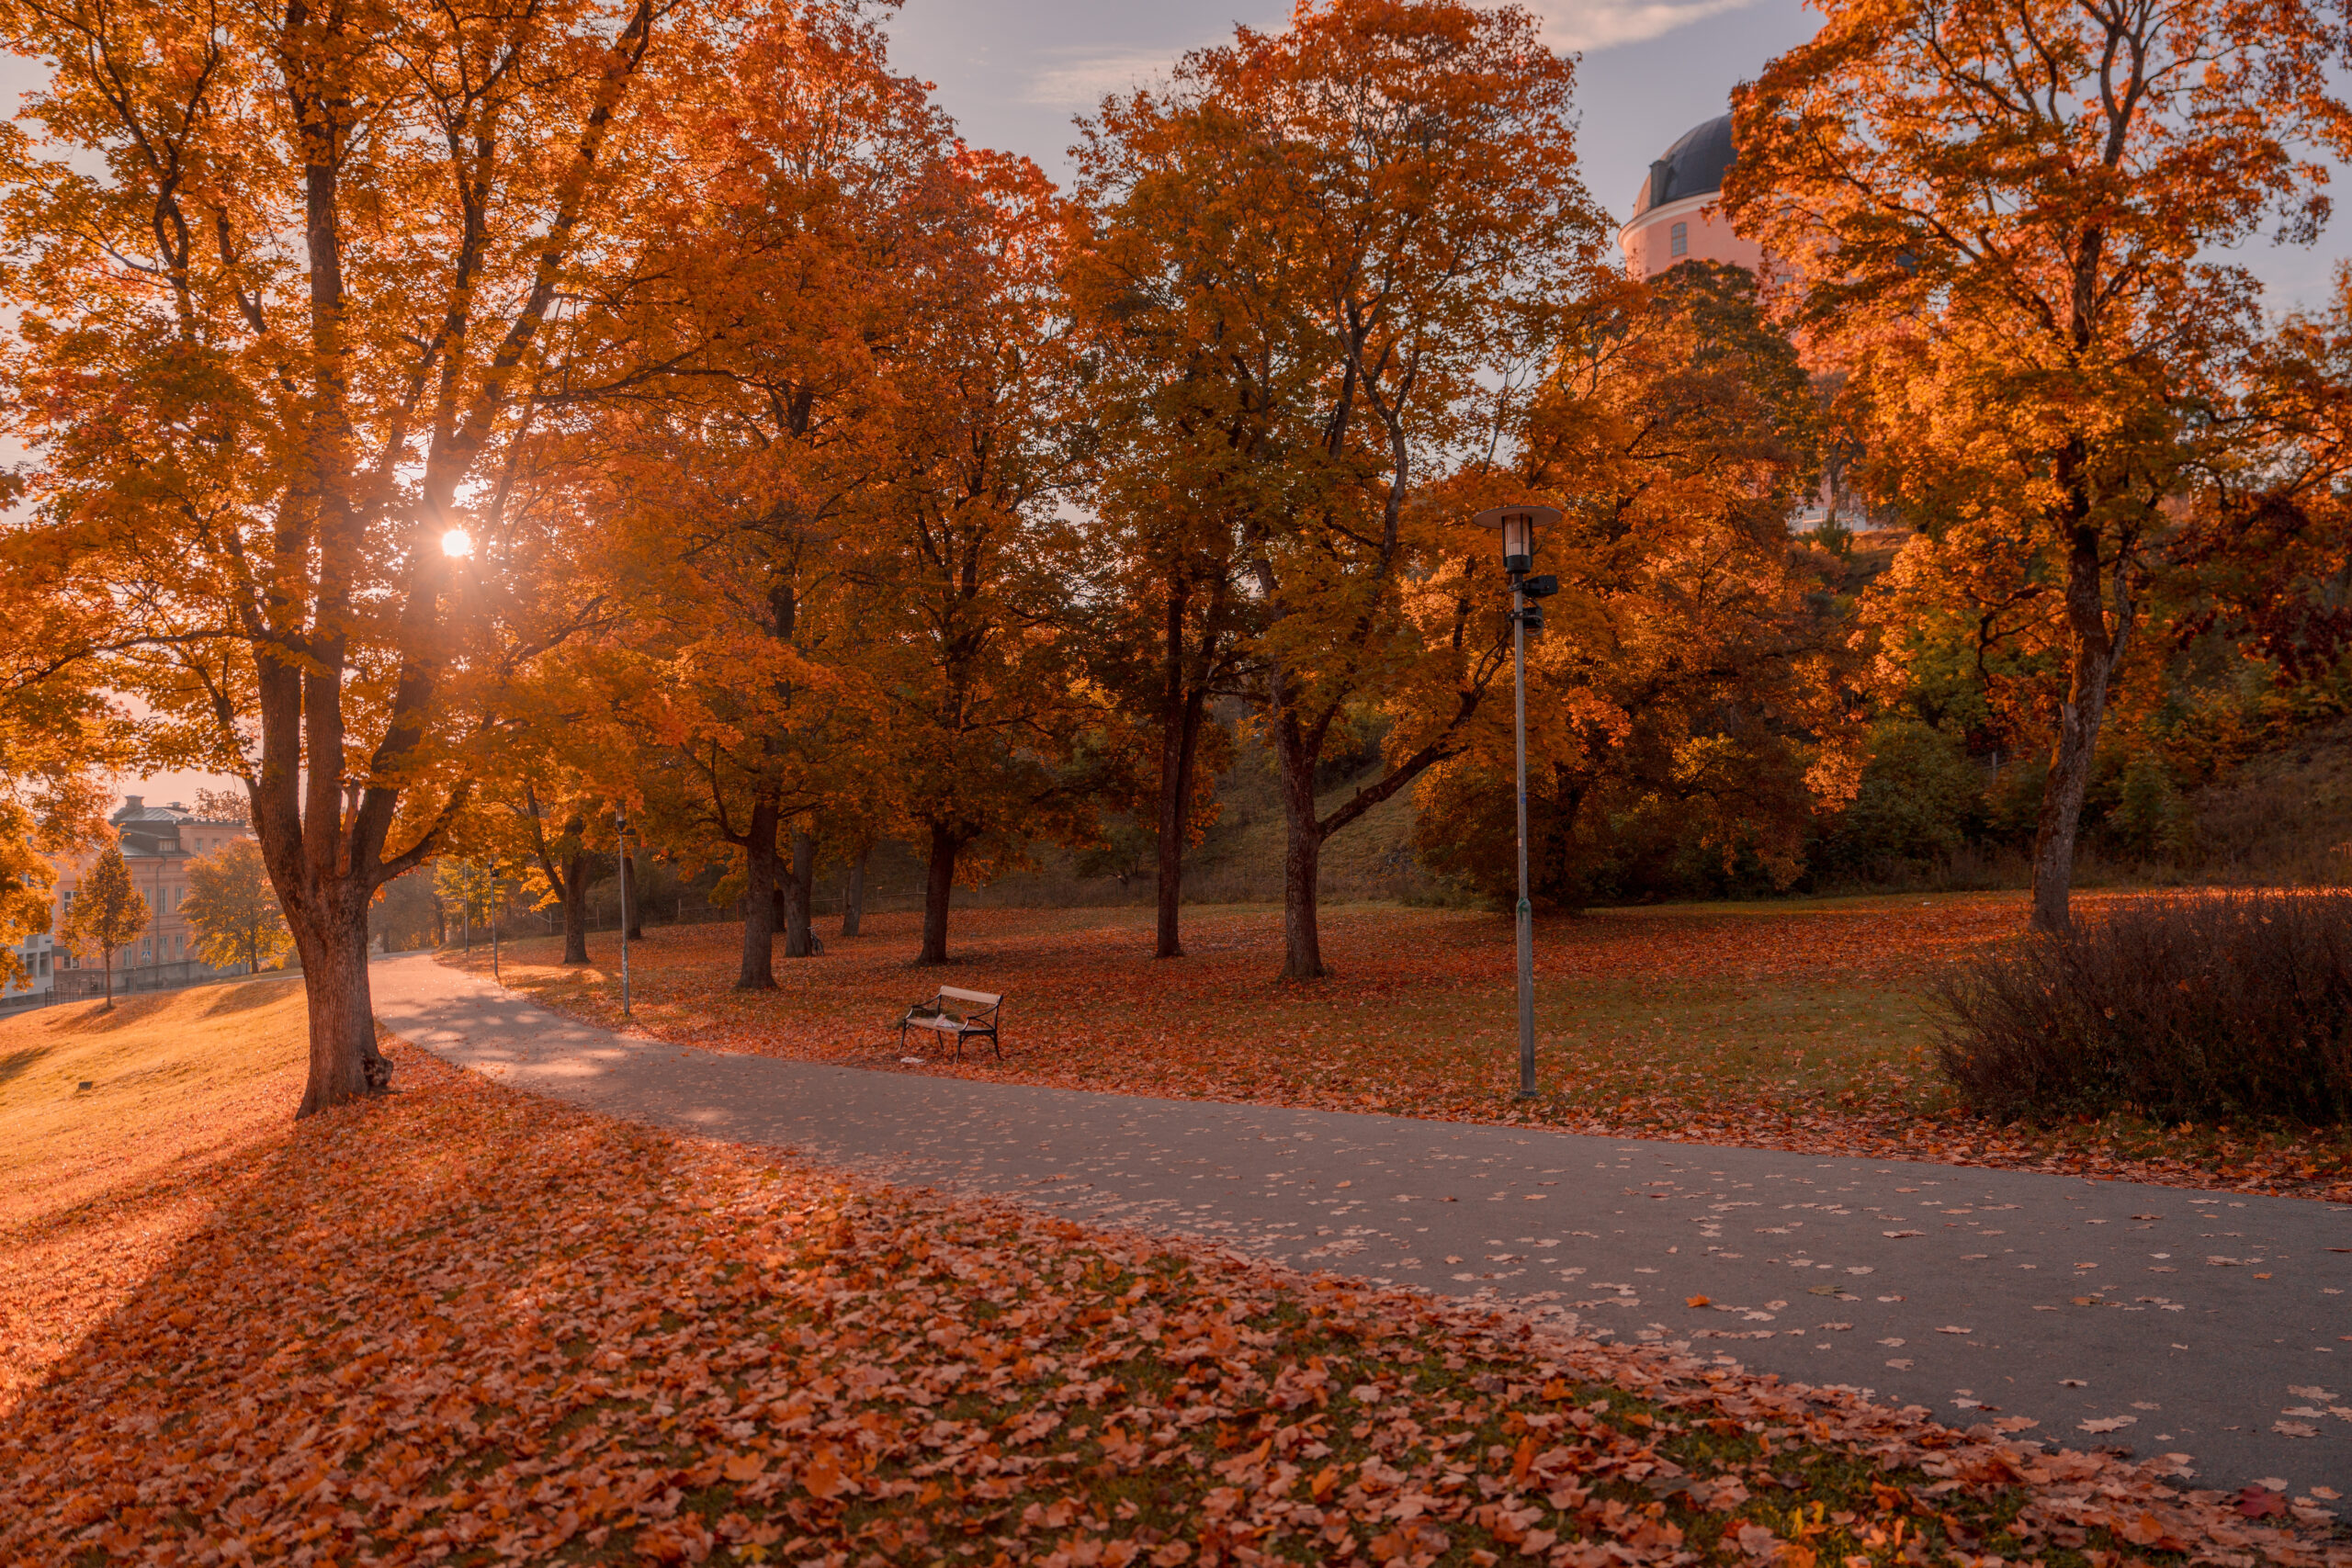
[883,0,2348,307]
[886,0,1822,234]
[42,0,2349,809]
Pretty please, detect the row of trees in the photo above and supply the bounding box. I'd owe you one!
[1,0,2348,1115]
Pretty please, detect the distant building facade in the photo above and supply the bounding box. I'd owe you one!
[37,795,258,1003]
[4,930,55,1008]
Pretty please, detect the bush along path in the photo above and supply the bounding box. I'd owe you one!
[368,954,2352,1505]
[6,1033,2345,1568]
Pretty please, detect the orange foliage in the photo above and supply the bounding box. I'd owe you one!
[1073,0,1607,981]
[0,0,729,1109]
[1725,0,2352,931]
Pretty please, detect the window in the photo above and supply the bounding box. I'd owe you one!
[1669,220,1688,257]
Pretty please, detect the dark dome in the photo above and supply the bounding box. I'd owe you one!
[1631,113,1736,220]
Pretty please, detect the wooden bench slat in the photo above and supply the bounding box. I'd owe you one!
[936,986,1001,1006]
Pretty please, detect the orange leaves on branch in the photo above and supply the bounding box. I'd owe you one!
[1073,0,1610,979]
[1723,0,2352,929]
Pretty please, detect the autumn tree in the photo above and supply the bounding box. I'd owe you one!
[0,611,110,992]
[62,844,148,1008]
[560,10,946,986]
[183,839,292,974]
[1725,0,2352,931]
[2157,275,2352,710]
[1074,0,1605,978]
[192,788,250,826]
[0,0,746,1113]
[1414,262,1853,905]
[462,763,609,967]
[1069,162,1265,960]
[864,151,1114,966]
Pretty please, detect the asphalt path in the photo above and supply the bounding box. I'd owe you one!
[369,953,2352,1495]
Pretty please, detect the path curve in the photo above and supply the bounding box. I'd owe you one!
[370,953,2352,1494]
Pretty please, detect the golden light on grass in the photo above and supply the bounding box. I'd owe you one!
[0,979,307,1407]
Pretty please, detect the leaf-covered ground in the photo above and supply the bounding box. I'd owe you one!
[4,993,2343,1567]
[458,895,2352,1203]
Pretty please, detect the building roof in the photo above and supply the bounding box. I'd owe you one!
[1631,113,1736,221]
[107,795,246,829]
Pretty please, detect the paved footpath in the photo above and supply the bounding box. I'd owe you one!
[371,953,2352,1494]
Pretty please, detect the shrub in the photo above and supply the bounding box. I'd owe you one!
[2105,751,2193,863]
[1931,890,2352,1125]
[1815,717,1986,884]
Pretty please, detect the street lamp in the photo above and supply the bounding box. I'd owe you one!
[1473,502,1563,1101]
[614,808,632,1020]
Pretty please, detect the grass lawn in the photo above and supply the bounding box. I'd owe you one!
[457,894,2352,1203]
[6,982,2338,1564]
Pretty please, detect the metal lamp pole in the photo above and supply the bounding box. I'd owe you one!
[1476,503,1563,1102]
[1511,571,1535,1099]
[615,809,631,1020]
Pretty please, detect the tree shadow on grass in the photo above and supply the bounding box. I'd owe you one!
[0,1044,683,1556]
[39,990,181,1034]
[0,1043,49,1090]
[197,974,303,1018]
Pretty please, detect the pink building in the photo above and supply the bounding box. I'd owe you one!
[45,795,258,1000]
[1616,114,1764,281]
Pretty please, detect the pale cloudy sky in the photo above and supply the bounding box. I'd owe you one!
[888,0,1818,231]
[885,0,2346,306]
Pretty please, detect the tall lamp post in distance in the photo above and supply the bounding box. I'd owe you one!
[615,809,633,1021]
[1474,503,1562,1100]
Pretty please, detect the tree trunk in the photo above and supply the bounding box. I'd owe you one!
[1272,720,1327,979]
[1156,685,1210,960]
[737,798,782,989]
[2030,525,2129,934]
[919,822,958,965]
[841,848,867,938]
[560,851,591,964]
[293,897,390,1119]
[622,852,643,940]
[783,829,817,958]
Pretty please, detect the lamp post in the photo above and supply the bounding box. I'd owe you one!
[614,808,632,1020]
[1473,503,1563,1100]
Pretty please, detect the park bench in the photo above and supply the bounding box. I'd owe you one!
[898,986,1003,1062]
